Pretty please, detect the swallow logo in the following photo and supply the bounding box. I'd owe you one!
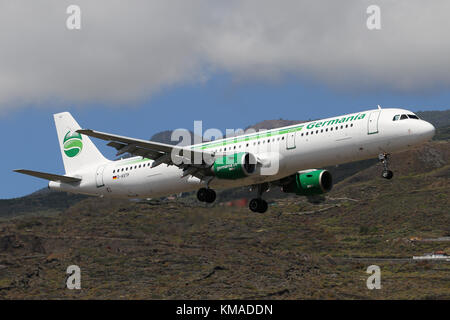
[63,131,83,157]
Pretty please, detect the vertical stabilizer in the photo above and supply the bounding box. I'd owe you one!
[54,112,108,174]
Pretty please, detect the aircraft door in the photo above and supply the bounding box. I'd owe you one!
[367,111,380,134]
[96,165,106,188]
[286,129,296,149]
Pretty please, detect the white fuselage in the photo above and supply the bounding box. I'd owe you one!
[49,108,435,198]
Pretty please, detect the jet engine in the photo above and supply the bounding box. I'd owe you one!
[281,169,333,195]
[212,152,257,179]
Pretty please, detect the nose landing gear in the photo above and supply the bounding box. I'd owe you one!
[378,153,394,179]
[197,188,216,203]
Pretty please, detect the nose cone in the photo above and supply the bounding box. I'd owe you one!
[421,121,435,141]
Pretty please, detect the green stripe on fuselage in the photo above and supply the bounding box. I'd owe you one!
[193,124,305,150]
[116,157,151,166]
[191,112,366,151]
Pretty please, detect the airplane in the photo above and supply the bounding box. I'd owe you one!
[14,107,435,213]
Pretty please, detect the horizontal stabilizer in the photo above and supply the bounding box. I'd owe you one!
[13,169,81,183]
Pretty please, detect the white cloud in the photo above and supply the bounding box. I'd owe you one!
[1,0,450,110]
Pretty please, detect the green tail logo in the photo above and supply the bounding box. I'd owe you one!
[63,131,83,158]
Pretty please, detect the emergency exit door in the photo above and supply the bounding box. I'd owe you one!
[286,130,296,149]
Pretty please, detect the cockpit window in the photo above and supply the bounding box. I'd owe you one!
[393,115,400,121]
[400,114,408,120]
[407,114,419,119]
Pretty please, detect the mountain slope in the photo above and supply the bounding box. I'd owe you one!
[0,140,448,299]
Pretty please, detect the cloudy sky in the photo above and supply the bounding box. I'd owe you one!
[1,0,450,197]
[2,0,450,108]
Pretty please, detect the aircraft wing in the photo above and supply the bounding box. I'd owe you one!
[77,129,215,180]
[14,169,81,183]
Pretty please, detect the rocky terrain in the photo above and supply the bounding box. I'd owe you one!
[0,139,448,299]
[0,109,449,299]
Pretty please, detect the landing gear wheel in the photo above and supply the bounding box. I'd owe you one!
[382,170,394,180]
[249,198,268,213]
[197,188,208,202]
[259,199,268,213]
[197,188,216,203]
[205,189,216,203]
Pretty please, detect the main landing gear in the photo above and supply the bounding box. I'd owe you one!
[378,153,394,179]
[197,188,216,203]
[249,183,269,213]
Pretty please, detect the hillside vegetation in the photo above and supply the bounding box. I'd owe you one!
[0,140,448,299]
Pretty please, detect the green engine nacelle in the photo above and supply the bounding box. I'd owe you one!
[213,152,257,179]
[282,170,333,195]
